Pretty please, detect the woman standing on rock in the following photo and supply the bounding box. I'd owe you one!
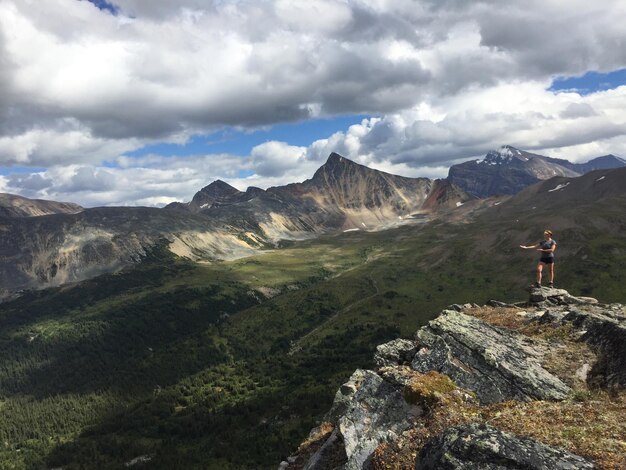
[520,230,557,288]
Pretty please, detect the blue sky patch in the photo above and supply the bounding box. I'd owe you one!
[549,68,626,95]
[0,166,46,176]
[85,0,119,15]
[126,114,371,159]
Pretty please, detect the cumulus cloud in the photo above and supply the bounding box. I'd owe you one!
[303,83,626,167]
[1,0,626,205]
[250,141,307,177]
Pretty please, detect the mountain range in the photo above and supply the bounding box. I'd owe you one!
[1,146,625,298]
[0,153,468,296]
[448,145,626,197]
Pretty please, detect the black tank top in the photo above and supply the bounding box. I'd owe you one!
[539,239,556,258]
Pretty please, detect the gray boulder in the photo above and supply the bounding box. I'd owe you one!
[311,369,419,470]
[529,287,598,305]
[412,310,570,403]
[373,339,418,368]
[562,309,626,386]
[415,423,595,469]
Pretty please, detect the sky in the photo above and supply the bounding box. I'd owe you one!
[1,0,626,207]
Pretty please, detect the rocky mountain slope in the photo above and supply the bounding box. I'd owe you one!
[0,193,83,217]
[448,145,626,197]
[0,207,260,297]
[167,153,469,234]
[283,288,626,469]
[0,153,469,296]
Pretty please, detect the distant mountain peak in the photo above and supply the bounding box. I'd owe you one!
[324,152,360,168]
[310,153,367,182]
[449,146,626,198]
[593,154,626,163]
[482,145,528,165]
[199,179,241,196]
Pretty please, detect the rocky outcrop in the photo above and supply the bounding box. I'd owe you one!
[525,287,626,387]
[373,339,417,368]
[283,288,624,469]
[328,370,421,470]
[528,286,598,306]
[412,309,570,403]
[563,308,626,387]
[415,423,596,469]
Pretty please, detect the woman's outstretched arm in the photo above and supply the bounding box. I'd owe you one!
[520,243,538,249]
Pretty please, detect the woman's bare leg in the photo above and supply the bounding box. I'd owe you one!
[549,264,555,284]
[536,262,543,284]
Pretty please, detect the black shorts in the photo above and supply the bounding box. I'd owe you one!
[540,257,554,264]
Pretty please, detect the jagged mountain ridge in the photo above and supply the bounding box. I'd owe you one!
[0,153,469,296]
[448,145,626,197]
[167,153,468,232]
[161,152,471,244]
[0,193,83,218]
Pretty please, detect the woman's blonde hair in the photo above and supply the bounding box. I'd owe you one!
[544,230,553,237]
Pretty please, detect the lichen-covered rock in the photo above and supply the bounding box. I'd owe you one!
[412,310,570,403]
[415,423,596,469]
[308,369,420,470]
[326,369,369,422]
[562,308,626,386]
[373,339,417,368]
[529,287,598,305]
[377,365,423,388]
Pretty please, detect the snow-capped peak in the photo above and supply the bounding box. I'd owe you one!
[481,145,527,165]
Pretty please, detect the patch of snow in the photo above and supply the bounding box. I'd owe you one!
[596,176,605,182]
[493,201,502,206]
[200,203,209,208]
[398,216,402,220]
[343,228,360,233]
[548,182,570,192]
[361,222,366,227]
[499,146,514,158]
[456,201,464,207]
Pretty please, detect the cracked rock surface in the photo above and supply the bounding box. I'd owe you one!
[412,310,570,403]
[415,423,596,469]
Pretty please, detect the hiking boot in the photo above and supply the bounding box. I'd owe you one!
[548,282,554,288]
[533,282,541,288]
